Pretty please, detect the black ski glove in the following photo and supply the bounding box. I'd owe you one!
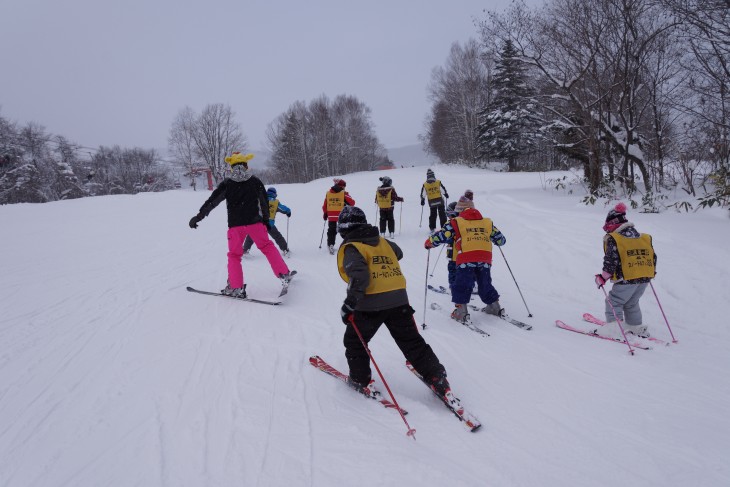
[444,192,449,199]
[189,213,203,229]
[286,210,292,217]
[420,197,425,206]
[340,302,355,325]
[323,213,328,221]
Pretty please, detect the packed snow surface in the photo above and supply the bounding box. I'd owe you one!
[1,166,728,486]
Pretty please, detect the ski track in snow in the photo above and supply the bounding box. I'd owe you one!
[0,167,729,486]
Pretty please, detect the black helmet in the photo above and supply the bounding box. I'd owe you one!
[446,201,459,218]
[337,206,367,235]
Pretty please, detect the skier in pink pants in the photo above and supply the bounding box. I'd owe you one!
[189,152,295,298]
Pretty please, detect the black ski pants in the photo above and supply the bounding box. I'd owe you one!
[343,304,445,385]
[326,221,338,247]
[379,208,396,234]
[243,224,288,252]
[429,203,447,231]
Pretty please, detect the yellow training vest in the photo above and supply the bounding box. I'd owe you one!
[376,189,393,209]
[326,191,345,213]
[607,232,656,280]
[268,199,279,220]
[423,180,442,200]
[337,239,407,294]
[453,217,493,261]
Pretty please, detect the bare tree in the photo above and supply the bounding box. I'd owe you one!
[168,103,246,185]
[479,0,686,196]
[266,94,385,183]
[423,39,492,165]
[168,106,200,189]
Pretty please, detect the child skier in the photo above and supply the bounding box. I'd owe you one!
[444,201,459,290]
[188,152,295,298]
[420,168,449,231]
[594,202,658,338]
[335,206,462,406]
[322,178,355,254]
[243,187,291,257]
[425,197,506,323]
[374,176,404,237]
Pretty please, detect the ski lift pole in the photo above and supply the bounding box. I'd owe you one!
[497,246,533,317]
[348,315,417,439]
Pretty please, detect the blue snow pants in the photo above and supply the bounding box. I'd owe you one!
[452,265,499,305]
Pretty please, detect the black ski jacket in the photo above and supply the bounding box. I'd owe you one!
[197,176,268,228]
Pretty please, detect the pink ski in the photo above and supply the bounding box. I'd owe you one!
[555,320,650,350]
[582,313,669,346]
[309,355,408,415]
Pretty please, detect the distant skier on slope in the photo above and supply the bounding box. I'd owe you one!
[188,152,295,298]
[243,187,291,257]
[425,197,506,323]
[374,176,404,237]
[335,205,463,405]
[594,202,658,338]
[322,178,355,254]
[420,168,449,231]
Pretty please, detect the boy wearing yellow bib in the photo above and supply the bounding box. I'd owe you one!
[243,187,291,256]
[374,176,404,237]
[425,202,507,323]
[336,206,461,404]
[322,178,356,254]
[420,169,449,231]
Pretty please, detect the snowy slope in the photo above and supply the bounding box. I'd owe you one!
[0,166,728,487]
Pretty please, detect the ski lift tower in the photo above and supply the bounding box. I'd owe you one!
[191,166,214,190]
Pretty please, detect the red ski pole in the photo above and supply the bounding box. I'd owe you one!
[601,286,635,355]
[348,315,417,439]
[650,282,678,343]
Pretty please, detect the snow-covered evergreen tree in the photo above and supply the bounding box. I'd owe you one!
[477,39,542,171]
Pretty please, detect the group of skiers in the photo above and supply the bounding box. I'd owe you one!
[188,152,658,410]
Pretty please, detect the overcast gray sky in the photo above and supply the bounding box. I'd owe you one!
[1,0,519,152]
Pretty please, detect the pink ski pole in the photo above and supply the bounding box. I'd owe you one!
[348,315,417,439]
[650,282,678,343]
[601,286,635,355]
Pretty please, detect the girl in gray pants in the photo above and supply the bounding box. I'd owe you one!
[594,202,657,338]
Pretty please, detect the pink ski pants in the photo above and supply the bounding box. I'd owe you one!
[227,223,289,288]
